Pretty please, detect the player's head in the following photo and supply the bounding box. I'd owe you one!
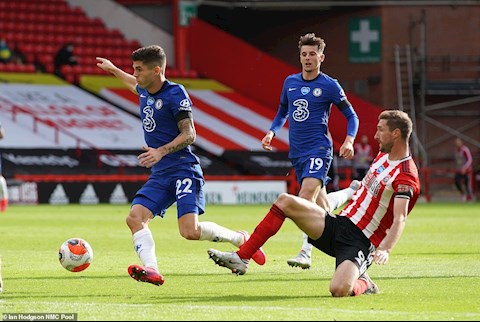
[455,137,464,147]
[132,45,166,71]
[298,33,326,74]
[361,134,369,144]
[375,110,413,152]
[131,45,166,89]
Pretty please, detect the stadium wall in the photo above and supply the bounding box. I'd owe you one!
[9,175,290,206]
[188,18,383,152]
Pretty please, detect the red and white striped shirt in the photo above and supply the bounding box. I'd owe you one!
[339,152,420,248]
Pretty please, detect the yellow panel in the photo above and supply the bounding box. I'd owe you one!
[0,73,68,85]
[79,75,232,94]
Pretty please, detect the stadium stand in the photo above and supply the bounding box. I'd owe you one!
[0,0,194,82]
[2,1,476,204]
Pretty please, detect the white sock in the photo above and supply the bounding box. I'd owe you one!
[198,221,243,246]
[132,227,158,272]
[300,233,313,256]
[0,176,7,200]
[327,186,356,211]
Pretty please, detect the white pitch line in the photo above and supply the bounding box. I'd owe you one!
[3,301,479,318]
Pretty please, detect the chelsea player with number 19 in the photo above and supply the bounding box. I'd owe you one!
[261,33,359,269]
[96,45,265,286]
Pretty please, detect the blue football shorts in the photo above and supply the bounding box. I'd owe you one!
[291,153,332,187]
[132,164,205,218]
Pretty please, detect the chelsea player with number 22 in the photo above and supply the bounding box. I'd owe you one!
[97,45,266,286]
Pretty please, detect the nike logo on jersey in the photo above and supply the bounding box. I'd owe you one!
[140,94,146,98]
[309,170,319,174]
[288,88,297,91]
[177,194,188,199]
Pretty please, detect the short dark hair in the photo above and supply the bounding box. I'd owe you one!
[131,45,166,69]
[379,110,413,140]
[298,33,326,52]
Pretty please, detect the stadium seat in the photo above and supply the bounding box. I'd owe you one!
[0,0,198,81]
[0,63,36,73]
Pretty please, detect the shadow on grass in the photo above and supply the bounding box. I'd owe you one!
[5,292,330,302]
[5,270,478,283]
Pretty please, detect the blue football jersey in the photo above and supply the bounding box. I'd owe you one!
[270,72,354,159]
[136,81,200,173]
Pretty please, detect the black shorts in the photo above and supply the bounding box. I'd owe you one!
[308,215,375,275]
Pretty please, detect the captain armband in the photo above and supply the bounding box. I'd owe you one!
[394,184,414,199]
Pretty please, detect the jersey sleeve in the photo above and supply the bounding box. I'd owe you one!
[171,85,193,117]
[393,170,419,200]
[330,79,359,138]
[269,79,289,135]
[330,79,349,106]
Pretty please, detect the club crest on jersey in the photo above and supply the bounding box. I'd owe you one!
[382,175,391,184]
[155,99,163,110]
[301,87,310,95]
[313,88,322,97]
[147,97,155,105]
[376,165,385,174]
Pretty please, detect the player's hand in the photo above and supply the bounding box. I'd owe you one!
[339,141,354,160]
[96,57,115,72]
[138,146,163,168]
[373,249,389,265]
[261,131,274,151]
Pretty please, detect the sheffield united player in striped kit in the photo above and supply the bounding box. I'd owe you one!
[208,110,420,297]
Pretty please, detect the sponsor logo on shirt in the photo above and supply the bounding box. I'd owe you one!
[179,98,192,111]
[397,184,413,195]
[376,165,385,174]
[292,99,309,122]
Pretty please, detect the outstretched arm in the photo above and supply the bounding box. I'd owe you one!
[96,57,138,95]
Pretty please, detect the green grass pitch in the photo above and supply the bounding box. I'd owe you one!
[0,202,479,321]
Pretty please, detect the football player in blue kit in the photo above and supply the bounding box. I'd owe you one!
[97,45,265,286]
[261,33,359,269]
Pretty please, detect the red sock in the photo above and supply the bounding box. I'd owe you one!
[352,278,369,296]
[237,204,286,260]
[0,199,7,212]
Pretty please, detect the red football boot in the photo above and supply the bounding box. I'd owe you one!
[128,264,165,286]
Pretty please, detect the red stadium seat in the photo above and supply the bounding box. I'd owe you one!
[0,63,36,73]
[0,0,143,83]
